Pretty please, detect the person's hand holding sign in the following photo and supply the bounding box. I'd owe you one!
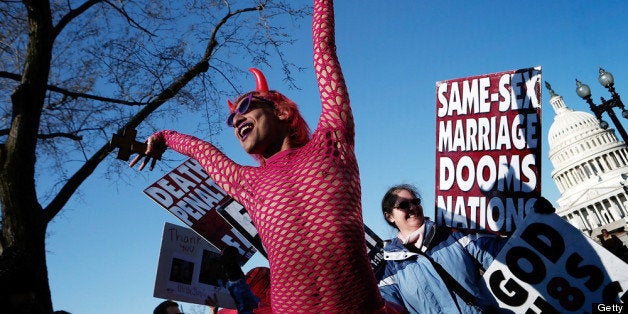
[533,196,556,214]
[110,127,166,170]
[128,133,166,171]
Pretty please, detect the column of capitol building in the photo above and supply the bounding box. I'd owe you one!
[546,82,628,243]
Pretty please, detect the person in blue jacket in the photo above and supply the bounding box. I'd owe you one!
[377,184,553,314]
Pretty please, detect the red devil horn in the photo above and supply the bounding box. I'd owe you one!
[227,99,235,112]
[249,68,269,92]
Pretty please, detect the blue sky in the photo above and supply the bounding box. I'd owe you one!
[46,1,628,313]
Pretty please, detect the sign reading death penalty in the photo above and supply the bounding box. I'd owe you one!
[145,158,256,262]
[435,67,542,233]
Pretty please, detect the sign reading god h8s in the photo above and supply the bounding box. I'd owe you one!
[435,66,542,234]
[484,212,628,313]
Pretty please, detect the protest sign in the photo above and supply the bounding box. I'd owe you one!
[145,158,256,262]
[484,212,628,313]
[435,66,542,234]
[154,222,237,308]
[217,199,267,258]
[364,224,386,281]
[147,159,387,272]
[218,200,386,275]
[217,193,387,276]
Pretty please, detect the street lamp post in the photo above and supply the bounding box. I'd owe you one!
[576,67,628,144]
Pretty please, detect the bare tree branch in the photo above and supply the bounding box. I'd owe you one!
[53,0,103,38]
[0,2,308,311]
[42,3,267,223]
[1,70,147,106]
[0,128,80,141]
[102,0,156,36]
[39,132,82,140]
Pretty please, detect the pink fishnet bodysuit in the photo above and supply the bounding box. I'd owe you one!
[154,0,385,312]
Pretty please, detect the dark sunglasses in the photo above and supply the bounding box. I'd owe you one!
[226,93,273,127]
[393,198,421,210]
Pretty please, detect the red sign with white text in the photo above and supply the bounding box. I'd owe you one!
[144,158,256,262]
[435,66,542,234]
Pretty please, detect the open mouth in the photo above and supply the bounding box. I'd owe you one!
[238,123,253,140]
[406,212,420,219]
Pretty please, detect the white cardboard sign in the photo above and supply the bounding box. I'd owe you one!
[154,222,237,308]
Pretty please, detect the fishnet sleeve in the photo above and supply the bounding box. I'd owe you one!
[155,130,246,201]
[313,0,354,143]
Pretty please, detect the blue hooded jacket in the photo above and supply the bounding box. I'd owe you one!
[378,219,508,313]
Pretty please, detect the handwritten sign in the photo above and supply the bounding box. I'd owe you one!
[154,222,237,308]
[435,66,542,233]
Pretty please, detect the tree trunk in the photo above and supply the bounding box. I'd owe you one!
[0,193,52,313]
[31,224,52,314]
[0,1,306,312]
[1,83,53,312]
[0,0,54,312]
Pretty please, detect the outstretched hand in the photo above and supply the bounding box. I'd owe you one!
[533,196,556,214]
[129,135,166,171]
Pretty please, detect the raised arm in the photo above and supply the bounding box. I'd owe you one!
[313,0,353,139]
[131,130,245,200]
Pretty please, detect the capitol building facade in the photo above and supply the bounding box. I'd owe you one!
[547,84,628,239]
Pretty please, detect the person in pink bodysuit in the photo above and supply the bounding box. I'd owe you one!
[132,1,403,313]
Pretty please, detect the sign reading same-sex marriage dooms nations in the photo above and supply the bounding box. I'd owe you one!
[484,212,628,313]
[435,66,542,234]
